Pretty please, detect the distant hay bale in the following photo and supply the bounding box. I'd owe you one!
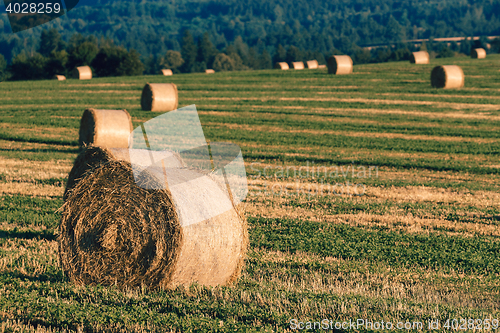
[205,69,215,74]
[53,75,66,81]
[318,64,327,69]
[274,62,289,70]
[410,51,430,64]
[306,60,319,69]
[292,62,304,70]
[160,69,173,76]
[471,48,486,59]
[327,55,353,75]
[78,109,133,149]
[72,66,92,80]
[59,146,248,290]
[431,65,464,89]
[141,83,178,112]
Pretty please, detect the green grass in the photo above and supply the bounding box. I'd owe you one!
[1,56,500,331]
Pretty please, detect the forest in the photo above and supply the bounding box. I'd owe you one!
[0,0,499,80]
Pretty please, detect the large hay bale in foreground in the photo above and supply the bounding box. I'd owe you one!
[78,109,133,149]
[327,55,353,75]
[274,62,289,70]
[431,65,464,89]
[53,75,66,81]
[471,48,486,59]
[292,62,304,70]
[205,69,215,74]
[72,66,92,80]
[59,146,248,289]
[306,60,319,69]
[410,51,429,64]
[160,69,173,76]
[141,83,178,112]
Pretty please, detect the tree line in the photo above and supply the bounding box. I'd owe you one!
[0,28,498,81]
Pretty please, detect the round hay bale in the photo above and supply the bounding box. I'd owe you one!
[141,83,179,112]
[431,65,464,89]
[327,55,353,75]
[72,66,92,80]
[160,69,173,76]
[78,109,133,149]
[274,62,289,70]
[409,51,430,64]
[292,62,304,70]
[318,64,327,69]
[53,75,66,81]
[205,69,215,74]
[471,48,486,59]
[59,146,248,289]
[306,60,319,69]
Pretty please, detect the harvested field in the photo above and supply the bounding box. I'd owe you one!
[0,55,499,331]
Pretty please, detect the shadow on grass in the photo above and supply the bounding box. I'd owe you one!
[0,229,56,241]
[0,270,66,284]
[0,134,78,147]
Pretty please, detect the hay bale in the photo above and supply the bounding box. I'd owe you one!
[141,83,178,112]
[318,64,327,69]
[431,65,464,89]
[306,60,319,69]
[292,62,304,70]
[160,69,173,76]
[274,62,289,70]
[72,66,92,80]
[327,55,353,75]
[410,51,430,64]
[78,109,133,149]
[53,75,66,81]
[471,48,486,59]
[59,146,248,289]
[205,69,215,74]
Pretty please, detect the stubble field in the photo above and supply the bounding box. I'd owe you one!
[0,55,499,332]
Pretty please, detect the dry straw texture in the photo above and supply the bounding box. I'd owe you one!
[292,61,305,70]
[78,109,133,149]
[410,51,430,64]
[471,48,486,59]
[53,75,66,81]
[431,65,464,89]
[160,69,173,76]
[141,83,179,112]
[274,62,289,70]
[327,55,353,75]
[318,64,327,69]
[60,146,248,289]
[306,60,319,69]
[205,69,215,74]
[72,66,92,80]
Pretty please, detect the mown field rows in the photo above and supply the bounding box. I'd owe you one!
[0,55,499,332]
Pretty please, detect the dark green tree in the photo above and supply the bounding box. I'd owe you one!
[9,53,47,80]
[39,29,65,57]
[286,46,302,63]
[257,49,272,69]
[273,44,287,63]
[92,46,144,77]
[0,54,7,81]
[45,50,68,76]
[163,50,184,73]
[197,32,216,68]
[67,41,98,70]
[181,30,197,73]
